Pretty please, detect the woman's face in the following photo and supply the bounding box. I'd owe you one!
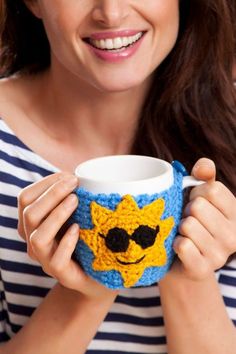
[29,0,179,92]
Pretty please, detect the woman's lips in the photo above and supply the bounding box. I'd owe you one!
[83,31,146,63]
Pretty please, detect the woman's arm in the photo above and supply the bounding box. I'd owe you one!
[159,158,236,354]
[0,283,116,354]
[0,172,118,354]
[159,272,236,354]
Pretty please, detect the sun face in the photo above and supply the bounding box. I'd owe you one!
[79,195,174,287]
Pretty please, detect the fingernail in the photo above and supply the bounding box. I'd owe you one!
[173,236,181,252]
[69,223,79,235]
[194,159,215,172]
[63,175,78,189]
[193,164,200,172]
[64,194,78,207]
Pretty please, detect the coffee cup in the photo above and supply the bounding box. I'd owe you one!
[71,155,203,289]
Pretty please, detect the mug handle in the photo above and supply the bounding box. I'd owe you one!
[171,160,205,190]
[182,176,205,190]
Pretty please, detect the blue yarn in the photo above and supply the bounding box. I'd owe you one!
[71,167,184,289]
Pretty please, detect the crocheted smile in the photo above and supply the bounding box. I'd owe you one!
[79,195,175,287]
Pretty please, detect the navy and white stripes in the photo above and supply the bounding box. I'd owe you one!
[0,118,235,353]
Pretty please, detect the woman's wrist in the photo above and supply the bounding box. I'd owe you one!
[57,282,118,311]
[158,257,220,297]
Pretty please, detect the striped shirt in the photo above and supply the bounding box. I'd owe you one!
[0,117,236,353]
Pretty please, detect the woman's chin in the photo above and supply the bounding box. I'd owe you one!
[93,77,148,94]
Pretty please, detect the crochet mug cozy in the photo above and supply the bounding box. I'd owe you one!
[70,155,203,289]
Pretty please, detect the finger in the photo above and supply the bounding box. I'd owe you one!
[189,181,235,219]
[183,196,227,238]
[29,193,78,261]
[18,172,68,239]
[178,216,228,269]
[52,228,119,297]
[19,172,69,206]
[49,224,84,288]
[23,175,78,236]
[173,236,211,280]
[51,226,108,295]
[191,158,216,182]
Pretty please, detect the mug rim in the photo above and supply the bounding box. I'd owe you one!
[75,155,174,195]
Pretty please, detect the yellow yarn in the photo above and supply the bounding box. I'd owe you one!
[79,195,174,287]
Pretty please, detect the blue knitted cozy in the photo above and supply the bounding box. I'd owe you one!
[71,165,184,289]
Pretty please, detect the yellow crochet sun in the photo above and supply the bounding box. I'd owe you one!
[79,195,175,287]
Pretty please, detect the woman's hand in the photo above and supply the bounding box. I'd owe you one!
[170,158,236,281]
[17,172,118,300]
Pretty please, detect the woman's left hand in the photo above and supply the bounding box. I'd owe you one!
[172,157,236,280]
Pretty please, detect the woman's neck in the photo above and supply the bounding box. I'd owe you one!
[30,65,152,156]
[0,66,152,171]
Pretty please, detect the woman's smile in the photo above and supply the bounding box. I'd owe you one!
[83,30,147,63]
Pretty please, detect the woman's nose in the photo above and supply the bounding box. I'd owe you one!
[92,0,129,28]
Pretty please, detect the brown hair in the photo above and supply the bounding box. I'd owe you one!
[0,1,50,75]
[0,0,236,195]
[131,0,236,196]
[0,0,5,40]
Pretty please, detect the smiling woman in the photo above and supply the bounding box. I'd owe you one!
[0,0,235,189]
[0,1,236,354]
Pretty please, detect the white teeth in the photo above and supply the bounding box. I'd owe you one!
[113,37,123,49]
[106,39,114,50]
[89,32,143,50]
[121,37,129,47]
[100,39,106,49]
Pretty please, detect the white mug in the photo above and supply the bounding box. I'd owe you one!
[71,155,203,289]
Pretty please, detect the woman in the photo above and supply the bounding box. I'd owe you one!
[0,1,235,353]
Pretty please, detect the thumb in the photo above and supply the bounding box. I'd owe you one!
[191,158,216,182]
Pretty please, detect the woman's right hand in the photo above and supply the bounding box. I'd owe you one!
[17,172,118,301]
